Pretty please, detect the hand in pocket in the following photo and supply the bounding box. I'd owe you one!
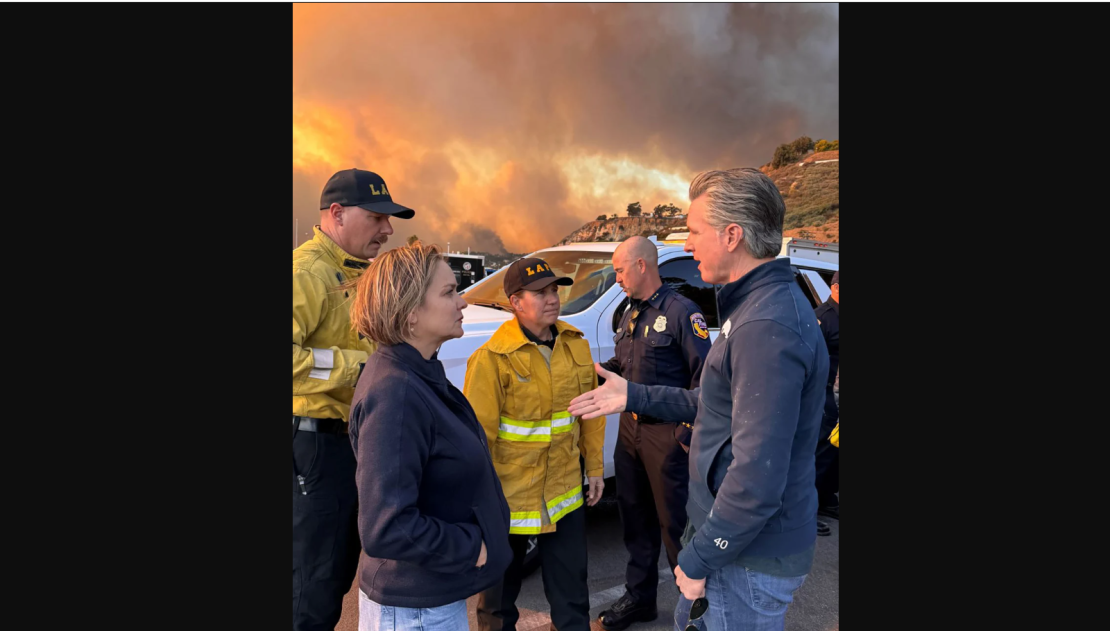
[476,540,487,567]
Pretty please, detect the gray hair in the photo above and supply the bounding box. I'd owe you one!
[688,168,785,259]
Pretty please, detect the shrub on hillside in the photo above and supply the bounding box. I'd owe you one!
[784,203,839,230]
[772,144,797,169]
[791,136,815,155]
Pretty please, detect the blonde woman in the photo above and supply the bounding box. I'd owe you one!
[348,243,512,631]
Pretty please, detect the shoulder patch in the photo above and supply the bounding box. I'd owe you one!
[690,313,709,339]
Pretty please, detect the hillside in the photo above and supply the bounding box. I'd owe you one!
[556,217,687,246]
[764,149,839,241]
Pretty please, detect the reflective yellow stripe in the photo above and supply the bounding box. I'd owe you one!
[551,411,574,434]
[497,412,575,441]
[546,487,584,523]
[510,511,542,534]
[498,431,551,443]
[498,417,552,442]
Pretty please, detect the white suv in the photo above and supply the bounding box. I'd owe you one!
[437,240,837,479]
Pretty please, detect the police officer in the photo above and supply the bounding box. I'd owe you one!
[293,168,415,631]
[814,270,839,522]
[597,237,711,631]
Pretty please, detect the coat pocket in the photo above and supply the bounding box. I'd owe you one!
[504,353,543,421]
[491,441,545,512]
[472,504,512,577]
[567,340,596,394]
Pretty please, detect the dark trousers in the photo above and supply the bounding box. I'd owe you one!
[293,427,361,631]
[477,504,590,631]
[614,415,689,604]
[814,411,839,510]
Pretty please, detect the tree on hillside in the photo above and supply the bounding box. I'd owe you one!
[772,144,797,169]
[652,203,682,218]
[815,139,840,152]
[791,136,815,155]
[596,215,607,221]
[406,234,420,245]
[609,213,618,220]
[626,202,642,217]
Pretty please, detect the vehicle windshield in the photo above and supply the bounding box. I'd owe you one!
[464,251,616,316]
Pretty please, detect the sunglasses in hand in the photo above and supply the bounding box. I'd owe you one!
[684,597,708,631]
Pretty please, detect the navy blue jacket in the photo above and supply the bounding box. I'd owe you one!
[601,283,712,445]
[349,342,512,607]
[625,259,829,579]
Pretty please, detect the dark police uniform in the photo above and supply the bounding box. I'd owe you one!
[814,294,839,514]
[598,283,711,619]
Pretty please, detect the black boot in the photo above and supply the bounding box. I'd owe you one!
[599,593,658,631]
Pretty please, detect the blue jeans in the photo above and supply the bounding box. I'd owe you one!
[359,590,469,631]
[673,565,807,631]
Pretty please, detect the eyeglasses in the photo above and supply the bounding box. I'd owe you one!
[684,597,708,631]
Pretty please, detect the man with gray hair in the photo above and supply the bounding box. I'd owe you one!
[569,168,828,631]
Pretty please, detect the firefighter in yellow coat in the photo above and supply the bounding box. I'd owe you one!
[466,257,605,631]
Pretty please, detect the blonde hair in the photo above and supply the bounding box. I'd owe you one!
[350,242,444,345]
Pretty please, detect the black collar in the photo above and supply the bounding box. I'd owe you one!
[520,322,558,349]
[643,283,672,310]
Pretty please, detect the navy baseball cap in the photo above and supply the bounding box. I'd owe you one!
[319,169,415,219]
[504,258,574,296]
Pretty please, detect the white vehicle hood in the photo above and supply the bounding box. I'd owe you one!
[459,303,514,335]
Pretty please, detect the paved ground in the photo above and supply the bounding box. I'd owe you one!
[336,496,838,631]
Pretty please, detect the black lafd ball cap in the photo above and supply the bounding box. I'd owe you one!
[319,169,415,219]
[504,258,574,296]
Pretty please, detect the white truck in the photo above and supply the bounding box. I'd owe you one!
[781,237,839,267]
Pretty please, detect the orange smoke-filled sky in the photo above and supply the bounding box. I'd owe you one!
[293,3,838,253]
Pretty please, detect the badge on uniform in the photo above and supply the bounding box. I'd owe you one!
[690,313,709,339]
[653,315,667,332]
